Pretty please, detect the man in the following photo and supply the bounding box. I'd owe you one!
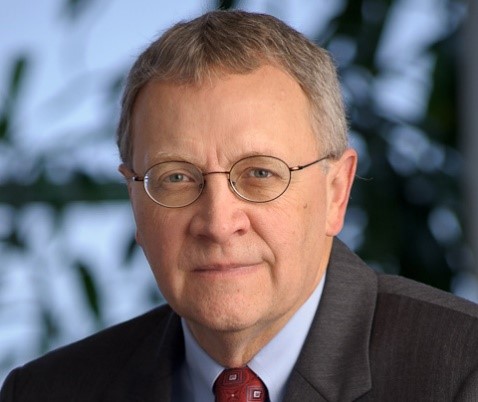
[2,10,478,402]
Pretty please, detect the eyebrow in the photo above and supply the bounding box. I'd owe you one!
[145,152,192,166]
[147,150,281,167]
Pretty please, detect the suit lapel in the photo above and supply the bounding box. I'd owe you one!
[103,309,183,402]
[284,239,377,401]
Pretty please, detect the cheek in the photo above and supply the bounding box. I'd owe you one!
[253,204,305,262]
[279,188,327,230]
[269,190,327,257]
[134,209,190,301]
[134,206,183,266]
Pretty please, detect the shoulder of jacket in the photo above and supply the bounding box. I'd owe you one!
[377,273,478,319]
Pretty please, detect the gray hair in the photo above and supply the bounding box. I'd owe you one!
[117,10,348,167]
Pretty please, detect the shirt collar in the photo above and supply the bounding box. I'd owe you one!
[181,274,326,402]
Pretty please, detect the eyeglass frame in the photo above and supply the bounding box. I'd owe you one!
[128,154,333,208]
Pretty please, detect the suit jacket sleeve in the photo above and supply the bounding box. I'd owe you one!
[455,366,478,402]
[1,368,24,402]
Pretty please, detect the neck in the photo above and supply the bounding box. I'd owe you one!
[186,312,295,368]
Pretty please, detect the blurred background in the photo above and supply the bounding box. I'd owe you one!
[1,0,477,382]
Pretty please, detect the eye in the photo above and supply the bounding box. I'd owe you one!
[146,163,202,191]
[232,157,287,183]
[248,168,273,179]
[164,173,192,183]
[158,170,200,188]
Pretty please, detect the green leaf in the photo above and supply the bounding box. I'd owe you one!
[9,56,29,100]
[40,309,59,353]
[77,262,101,321]
[0,113,9,140]
[0,56,29,141]
[217,0,236,10]
[62,0,95,20]
[123,234,138,266]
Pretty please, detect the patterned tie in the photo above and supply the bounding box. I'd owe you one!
[214,367,268,402]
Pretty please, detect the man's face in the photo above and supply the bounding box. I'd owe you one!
[126,65,356,344]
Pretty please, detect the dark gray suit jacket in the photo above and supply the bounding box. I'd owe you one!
[2,239,478,401]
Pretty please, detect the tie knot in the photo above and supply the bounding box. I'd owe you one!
[214,367,268,402]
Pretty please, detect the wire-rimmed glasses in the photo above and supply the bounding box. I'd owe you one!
[131,154,331,208]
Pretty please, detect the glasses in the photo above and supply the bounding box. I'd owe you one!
[131,154,331,208]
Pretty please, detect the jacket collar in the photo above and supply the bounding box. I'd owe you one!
[284,238,377,401]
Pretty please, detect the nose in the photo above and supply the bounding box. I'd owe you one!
[188,173,251,243]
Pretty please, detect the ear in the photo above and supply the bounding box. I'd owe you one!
[118,163,134,197]
[118,163,143,245]
[325,148,357,236]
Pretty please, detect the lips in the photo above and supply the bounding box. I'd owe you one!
[193,262,261,273]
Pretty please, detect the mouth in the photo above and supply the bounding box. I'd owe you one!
[193,262,261,275]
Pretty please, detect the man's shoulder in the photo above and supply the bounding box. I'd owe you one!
[377,273,478,319]
[36,303,174,364]
[332,238,478,319]
[366,274,478,398]
[373,273,478,367]
[1,304,178,401]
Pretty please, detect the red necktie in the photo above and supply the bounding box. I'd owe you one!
[214,367,268,402]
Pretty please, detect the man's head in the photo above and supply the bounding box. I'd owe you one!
[118,10,357,365]
[117,10,348,169]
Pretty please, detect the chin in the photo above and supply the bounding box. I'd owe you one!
[184,302,262,333]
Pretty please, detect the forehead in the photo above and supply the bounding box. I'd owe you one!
[131,66,318,169]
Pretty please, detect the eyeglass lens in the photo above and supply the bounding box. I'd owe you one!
[143,156,292,207]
